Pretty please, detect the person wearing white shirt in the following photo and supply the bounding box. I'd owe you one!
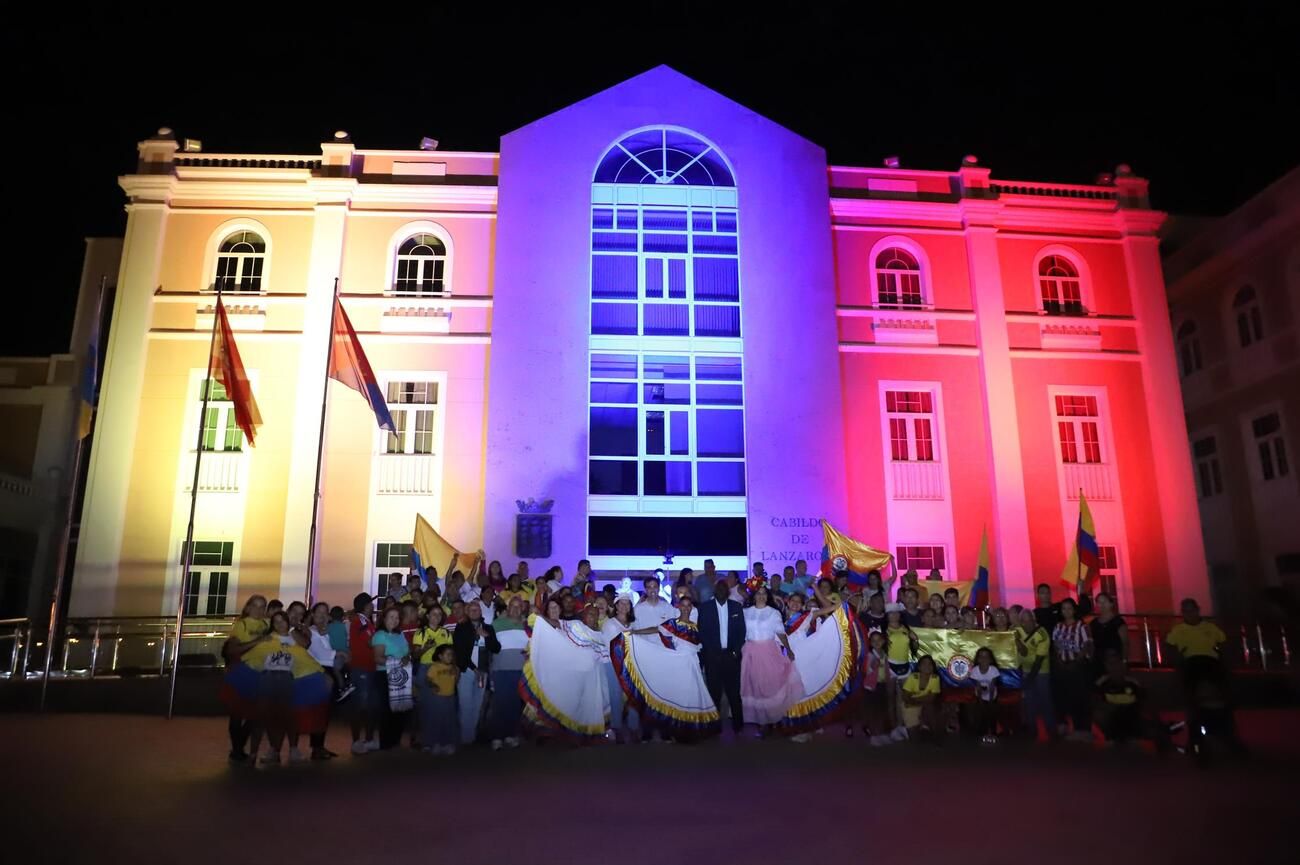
[698,581,746,733]
[739,586,803,731]
[633,576,676,633]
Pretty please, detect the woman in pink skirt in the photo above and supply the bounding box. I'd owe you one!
[741,585,805,734]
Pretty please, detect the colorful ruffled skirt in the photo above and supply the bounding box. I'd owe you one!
[611,634,719,734]
[741,639,805,725]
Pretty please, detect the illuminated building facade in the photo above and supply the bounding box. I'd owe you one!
[70,66,1209,617]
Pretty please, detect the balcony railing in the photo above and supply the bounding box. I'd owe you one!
[891,460,945,500]
[184,450,244,493]
[376,453,439,495]
[1064,461,1114,501]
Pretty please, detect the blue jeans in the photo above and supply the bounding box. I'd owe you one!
[489,669,524,741]
[1022,673,1056,738]
[458,669,487,744]
[426,694,458,747]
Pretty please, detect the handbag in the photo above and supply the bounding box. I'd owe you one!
[386,656,414,712]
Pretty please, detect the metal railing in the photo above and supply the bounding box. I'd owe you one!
[0,612,1291,682]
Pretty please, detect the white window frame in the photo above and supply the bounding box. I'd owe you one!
[372,370,448,502]
[202,219,272,295]
[198,379,245,453]
[1244,404,1292,484]
[180,540,236,616]
[1190,432,1224,499]
[1231,285,1264,349]
[882,387,941,463]
[1051,392,1107,466]
[385,222,455,297]
[895,543,950,579]
[372,541,413,596]
[1176,319,1203,377]
[383,380,442,456]
[868,236,931,310]
[1033,245,1093,315]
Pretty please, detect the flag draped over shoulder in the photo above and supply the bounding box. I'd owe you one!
[210,298,263,446]
[328,297,395,432]
[412,514,479,584]
[820,520,893,586]
[913,627,1022,688]
[1059,492,1100,592]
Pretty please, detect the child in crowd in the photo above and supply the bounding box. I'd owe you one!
[942,606,961,629]
[966,646,1001,745]
[861,629,895,745]
[960,607,979,630]
[900,654,941,739]
[423,644,460,755]
[326,606,353,701]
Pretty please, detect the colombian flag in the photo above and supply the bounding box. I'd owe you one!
[412,513,480,585]
[76,297,101,439]
[1060,491,1100,593]
[973,526,991,608]
[328,297,396,432]
[820,520,892,586]
[210,298,263,446]
[913,627,1022,689]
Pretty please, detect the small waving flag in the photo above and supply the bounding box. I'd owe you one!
[1060,491,1100,594]
[820,519,893,587]
[973,525,991,608]
[328,297,395,432]
[210,298,263,446]
[77,297,102,439]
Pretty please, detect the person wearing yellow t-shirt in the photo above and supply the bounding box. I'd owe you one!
[1015,608,1056,741]
[223,594,271,763]
[423,644,459,755]
[498,572,535,607]
[1165,597,1237,755]
[900,654,941,734]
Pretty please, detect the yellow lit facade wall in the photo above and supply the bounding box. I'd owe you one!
[71,134,497,616]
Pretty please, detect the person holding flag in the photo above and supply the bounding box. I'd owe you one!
[411,513,480,594]
[1059,491,1100,611]
[820,519,893,589]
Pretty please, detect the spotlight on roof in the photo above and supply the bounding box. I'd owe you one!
[156,127,174,138]
[1095,172,1114,185]
[182,139,203,153]
[1115,163,1133,177]
[884,156,900,168]
[962,154,979,166]
[420,137,440,151]
[332,130,351,141]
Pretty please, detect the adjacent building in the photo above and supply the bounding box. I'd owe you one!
[1164,167,1300,616]
[69,66,1210,619]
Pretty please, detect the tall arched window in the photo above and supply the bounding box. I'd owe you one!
[587,128,747,564]
[393,234,448,295]
[213,230,266,293]
[1233,285,1263,347]
[1177,320,1202,376]
[1038,254,1084,315]
[874,247,924,309]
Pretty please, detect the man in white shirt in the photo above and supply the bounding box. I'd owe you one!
[699,581,746,733]
[633,575,677,631]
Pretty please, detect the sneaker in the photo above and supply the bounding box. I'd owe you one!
[258,751,280,767]
[439,745,456,756]
[491,739,504,751]
[310,748,330,761]
[365,738,381,752]
[981,735,998,746]
[869,735,888,747]
[504,736,521,748]
[335,684,356,703]
[350,741,368,755]
[288,748,306,763]
[889,726,908,743]
[790,733,813,744]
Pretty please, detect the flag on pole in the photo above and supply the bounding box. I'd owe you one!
[973,526,991,608]
[77,298,102,439]
[1060,491,1100,593]
[412,514,479,586]
[328,297,395,432]
[820,519,893,586]
[210,298,263,446]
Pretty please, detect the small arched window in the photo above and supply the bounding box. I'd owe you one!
[1233,286,1263,348]
[394,234,448,295]
[1177,320,1202,376]
[874,247,924,309]
[1038,254,1084,315]
[214,230,266,293]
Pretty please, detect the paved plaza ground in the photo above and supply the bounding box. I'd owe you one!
[2,710,1295,864]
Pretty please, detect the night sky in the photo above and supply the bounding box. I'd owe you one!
[7,5,1295,357]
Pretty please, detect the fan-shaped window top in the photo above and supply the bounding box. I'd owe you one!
[594,128,734,186]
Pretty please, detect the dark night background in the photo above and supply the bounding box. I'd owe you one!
[5,4,1295,357]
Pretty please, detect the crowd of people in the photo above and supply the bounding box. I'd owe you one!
[219,557,1235,766]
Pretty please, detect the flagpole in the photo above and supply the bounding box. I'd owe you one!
[39,276,107,711]
[167,285,224,719]
[1076,488,1083,603]
[305,278,340,605]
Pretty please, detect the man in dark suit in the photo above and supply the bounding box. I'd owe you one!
[697,580,746,733]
